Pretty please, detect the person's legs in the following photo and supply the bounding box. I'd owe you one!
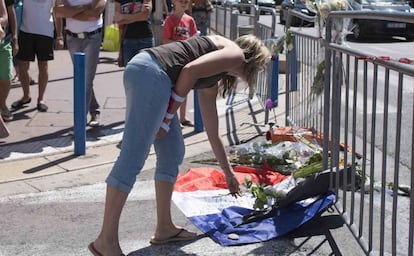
[151,117,196,241]
[16,60,31,102]
[65,34,101,125]
[92,184,127,255]
[14,31,36,107]
[93,52,171,254]
[179,98,193,126]
[192,11,209,36]
[0,80,11,118]
[83,33,102,118]
[12,57,19,82]
[0,42,13,121]
[34,34,54,112]
[37,60,48,104]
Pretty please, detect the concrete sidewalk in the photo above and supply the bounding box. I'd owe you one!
[0,48,363,256]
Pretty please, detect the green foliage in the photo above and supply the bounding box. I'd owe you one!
[243,176,272,210]
[311,61,325,95]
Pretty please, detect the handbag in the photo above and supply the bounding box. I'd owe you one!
[102,24,120,52]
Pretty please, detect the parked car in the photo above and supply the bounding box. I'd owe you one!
[222,0,242,9]
[350,0,414,41]
[223,0,276,14]
[258,0,276,8]
[280,0,316,26]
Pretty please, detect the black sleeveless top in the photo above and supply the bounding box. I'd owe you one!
[144,36,227,89]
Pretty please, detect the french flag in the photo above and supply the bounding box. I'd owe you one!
[172,166,335,246]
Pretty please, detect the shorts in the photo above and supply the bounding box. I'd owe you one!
[16,31,54,62]
[0,42,13,80]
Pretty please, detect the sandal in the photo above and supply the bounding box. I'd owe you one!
[150,228,198,245]
[11,98,31,109]
[88,242,125,256]
[37,102,48,112]
[180,120,194,127]
[1,108,13,122]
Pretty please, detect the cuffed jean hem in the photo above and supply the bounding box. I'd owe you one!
[154,170,179,184]
[106,175,132,193]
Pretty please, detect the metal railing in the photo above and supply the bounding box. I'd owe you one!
[209,4,414,255]
[208,4,281,125]
[285,10,414,255]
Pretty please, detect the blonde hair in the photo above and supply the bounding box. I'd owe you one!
[218,34,272,98]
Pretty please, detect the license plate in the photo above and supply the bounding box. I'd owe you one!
[387,22,406,28]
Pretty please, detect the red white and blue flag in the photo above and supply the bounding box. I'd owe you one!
[172,166,335,246]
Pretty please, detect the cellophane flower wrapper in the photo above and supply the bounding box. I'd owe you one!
[306,0,354,44]
[228,140,319,175]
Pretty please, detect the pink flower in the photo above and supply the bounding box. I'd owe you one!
[266,99,273,110]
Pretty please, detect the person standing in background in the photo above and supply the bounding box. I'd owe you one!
[189,0,212,36]
[0,0,12,135]
[54,0,106,127]
[11,0,35,86]
[11,0,63,113]
[163,0,172,18]
[162,0,197,127]
[114,0,154,67]
[0,0,17,122]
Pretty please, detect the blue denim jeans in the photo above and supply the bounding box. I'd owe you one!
[106,52,185,193]
[66,32,101,115]
[192,11,210,36]
[122,37,154,67]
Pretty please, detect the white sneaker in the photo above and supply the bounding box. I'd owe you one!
[88,113,100,127]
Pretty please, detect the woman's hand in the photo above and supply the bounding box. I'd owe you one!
[226,174,241,198]
[156,128,168,139]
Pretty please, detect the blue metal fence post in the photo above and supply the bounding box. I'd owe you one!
[74,52,86,156]
[290,35,298,91]
[193,89,204,133]
[271,54,279,107]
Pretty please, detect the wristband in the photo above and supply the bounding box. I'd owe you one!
[164,112,174,120]
[160,122,170,132]
[161,89,185,134]
[166,89,185,116]
[171,90,185,103]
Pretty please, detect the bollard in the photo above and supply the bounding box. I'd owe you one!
[74,52,86,156]
[193,89,204,133]
[271,54,279,107]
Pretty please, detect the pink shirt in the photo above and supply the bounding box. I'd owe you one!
[162,13,198,41]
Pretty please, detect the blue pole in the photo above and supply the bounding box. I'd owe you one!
[271,54,279,107]
[290,35,298,91]
[193,89,204,133]
[74,52,86,156]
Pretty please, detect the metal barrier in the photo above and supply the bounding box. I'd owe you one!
[208,4,281,126]
[209,3,258,40]
[285,10,414,255]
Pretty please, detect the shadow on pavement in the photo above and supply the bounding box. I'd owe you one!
[0,121,125,160]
